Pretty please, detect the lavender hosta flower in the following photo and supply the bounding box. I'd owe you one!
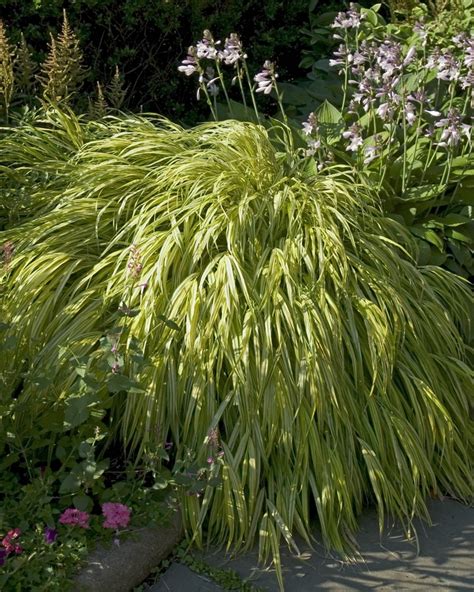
[376,102,392,121]
[343,123,363,152]
[375,80,401,105]
[435,108,471,147]
[254,60,278,94]
[219,33,246,66]
[461,71,474,90]
[414,21,427,45]
[432,50,460,82]
[349,49,368,76]
[405,102,417,126]
[302,112,318,136]
[376,40,403,81]
[408,89,427,104]
[305,139,322,157]
[331,3,365,30]
[347,99,358,114]
[463,39,474,69]
[363,143,379,164]
[353,79,376,112]
[302,120,313,136]
[424,125,435,138]
[453,33,468,48]
[329,44,353,72]
[196,30,219,60]
[178,48,199,76]
[403,46,417,67]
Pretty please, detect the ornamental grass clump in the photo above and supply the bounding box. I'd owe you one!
[0,110,472,588]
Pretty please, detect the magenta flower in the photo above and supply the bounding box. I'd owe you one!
[59,508,90,529]
[1,529,22,557]
[102,503,131,529]
[44,527,58,544]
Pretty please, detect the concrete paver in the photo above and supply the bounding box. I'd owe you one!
[152,499,473,591]
[149,563,224,591]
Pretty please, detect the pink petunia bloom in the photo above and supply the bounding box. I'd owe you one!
[101,502,131,529]
[59,508,90,529]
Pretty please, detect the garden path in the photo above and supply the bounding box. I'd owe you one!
[151,499,473,591]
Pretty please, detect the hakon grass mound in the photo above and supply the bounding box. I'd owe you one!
[1,109,473,587]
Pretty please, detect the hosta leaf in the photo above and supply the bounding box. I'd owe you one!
[410,226,444,250]
[401,185,440,202]
[445,225,474,244]
[429,213,472,227]
[448,240,472,267]
[314,100,344,144]
[277,83,312,106]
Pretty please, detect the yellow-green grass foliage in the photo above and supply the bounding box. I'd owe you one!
[1,109,472,586]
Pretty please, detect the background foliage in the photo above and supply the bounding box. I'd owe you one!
[0,0,324,122]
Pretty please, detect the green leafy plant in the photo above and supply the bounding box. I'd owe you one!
[0,315,182,589]
[1,108,472,590]
[297,2,474,278]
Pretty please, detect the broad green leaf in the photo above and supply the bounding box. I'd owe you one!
[315,100,344,144]
[410,226,444,250]
[277,83,312,106]
[73,494,93,512]
[59,473,81,494]
[107,373,144,393]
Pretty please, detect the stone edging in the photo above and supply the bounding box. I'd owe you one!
[74,510,183,592]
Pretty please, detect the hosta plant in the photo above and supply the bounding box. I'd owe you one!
[1,110,472,589]
[299,2,474,278]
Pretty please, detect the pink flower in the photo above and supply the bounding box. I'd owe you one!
[1,529,23,557]
[101,502,131,529]
[59,508,90,529]
[5,528,20,540]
